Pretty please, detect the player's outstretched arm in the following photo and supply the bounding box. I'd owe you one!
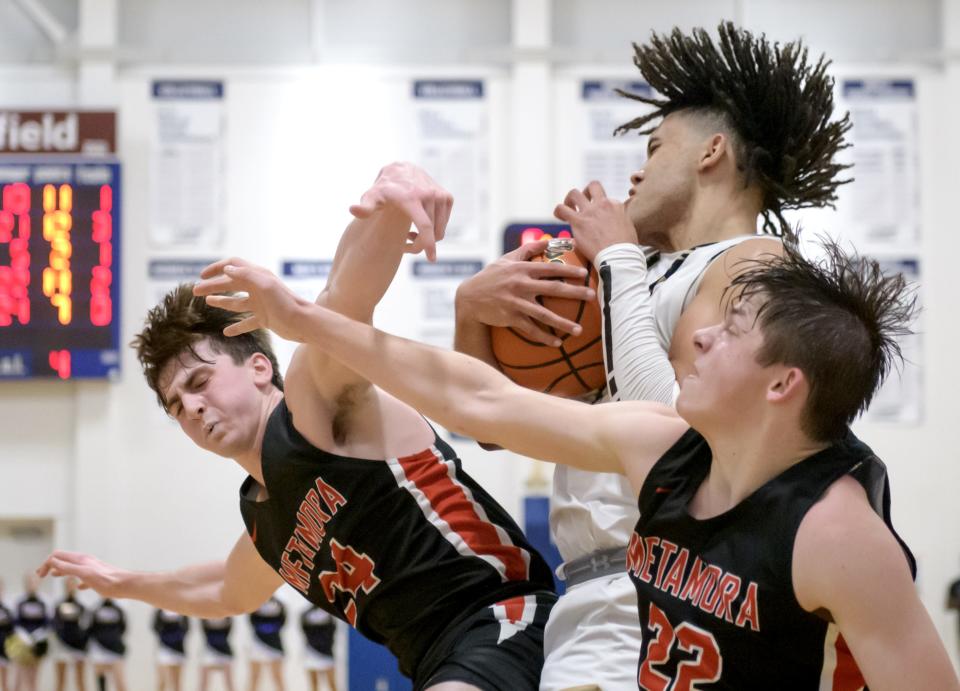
[37,532,283,619]
[200,163,452,410]
[793,477,960,690]
[197,264,688,485]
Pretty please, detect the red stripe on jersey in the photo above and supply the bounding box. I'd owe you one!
[396,447,530,582]
[498,595,526,623]
[832,633,866,691]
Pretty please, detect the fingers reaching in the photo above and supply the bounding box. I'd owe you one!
[223,315,262,337]
[508,239,551,261]
[583,180,607,201]
[435,193,453,242]
[563,187,589,212]
[349,188,384,219]
[205,294,249,314]
[199,257,250,280]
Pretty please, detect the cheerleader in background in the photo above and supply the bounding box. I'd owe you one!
[200,618,235,691]
[87,599,126,691]
[248,596,285,691]
[6,574,49,691]
[52,578,87,691]
[299,607,335,691]
[152,610,189,691]
[0,579,14,691]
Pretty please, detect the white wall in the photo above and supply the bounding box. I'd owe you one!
[1,1,958,689]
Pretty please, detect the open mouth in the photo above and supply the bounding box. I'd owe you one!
[204,422,217,437]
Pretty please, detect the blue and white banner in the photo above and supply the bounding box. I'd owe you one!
[150,79,226,248]
[573,79,654,199]
[836,78,919,249]
[147,258,218,309]
[410,79,489,247]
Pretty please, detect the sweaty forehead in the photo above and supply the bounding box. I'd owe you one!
[157,340,219,398]
[650,111,706,143]
[724,291,765,324]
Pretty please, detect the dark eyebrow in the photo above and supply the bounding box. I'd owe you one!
[723,302,746,326]
[164,365,208,413]
[165,391,181,414]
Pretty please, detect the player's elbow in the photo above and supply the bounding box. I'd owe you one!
[218,587,268,617]
[446,382,508,439]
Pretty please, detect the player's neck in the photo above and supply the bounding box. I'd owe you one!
[693,423,828,519]
[232,389,284,486]
[668,194,760,252]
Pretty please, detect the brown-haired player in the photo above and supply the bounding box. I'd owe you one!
[38,163,557,691]
[194,241,958,689]
[455,22,851,688]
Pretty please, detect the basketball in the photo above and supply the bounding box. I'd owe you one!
[491,241,604,397]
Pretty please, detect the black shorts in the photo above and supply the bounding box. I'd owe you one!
[414,591,556,691]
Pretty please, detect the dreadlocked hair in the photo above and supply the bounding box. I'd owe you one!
[615,22,852,238]
[727,239,916,441]
[131,283,283,411]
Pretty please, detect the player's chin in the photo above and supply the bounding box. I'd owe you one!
[674,383,701,422]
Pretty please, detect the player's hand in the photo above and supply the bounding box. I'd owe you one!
[554,181,637,262]
[349,162,454,263]
[195,258,313,342]
[37,551,129,598]
[456,238,595,347]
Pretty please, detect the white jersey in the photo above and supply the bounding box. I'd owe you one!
[550,235,764,562]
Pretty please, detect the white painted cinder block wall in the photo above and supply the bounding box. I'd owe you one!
[1,1,958,688]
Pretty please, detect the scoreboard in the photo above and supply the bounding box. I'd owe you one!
[0,161,121,379]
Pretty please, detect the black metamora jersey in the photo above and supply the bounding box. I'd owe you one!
[301,606,335,655]
[89,600,126,654]
[201,618,233,656]
[250,597,285,651]
[628,429,915,691]
[239,399,554,678]
[0,601,13,659]
[53,596,88,651]
[153,610,189,654]
[15,595,48,634]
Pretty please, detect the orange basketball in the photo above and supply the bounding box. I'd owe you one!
[491,243,605,397]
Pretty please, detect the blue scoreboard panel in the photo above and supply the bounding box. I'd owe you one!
[0,161,121,379]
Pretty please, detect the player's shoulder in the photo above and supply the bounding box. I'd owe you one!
[793,474,911,611]
[595,399,684,432]
[710,235,783,272]
[694,235,783,294]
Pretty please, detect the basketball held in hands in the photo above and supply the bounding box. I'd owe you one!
[491,239,605,397]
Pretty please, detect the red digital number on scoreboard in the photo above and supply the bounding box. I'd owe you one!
[90,184,112,326]
[0,182,31,327]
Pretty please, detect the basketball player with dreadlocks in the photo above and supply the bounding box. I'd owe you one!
[190,236,959,689]
[454,22,851,688]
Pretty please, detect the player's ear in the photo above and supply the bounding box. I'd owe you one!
[697,133,728,173]
[766,366,806,406]
[249,353,275,386]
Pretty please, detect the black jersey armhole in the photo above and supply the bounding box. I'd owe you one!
[638,427,707,515]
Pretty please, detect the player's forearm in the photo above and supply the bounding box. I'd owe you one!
[296,300,622,471]
[118,562,241,618]
[453,289,500,369]
[322,211,410,323]
[303,302,506,433]
[596,243,676,405]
